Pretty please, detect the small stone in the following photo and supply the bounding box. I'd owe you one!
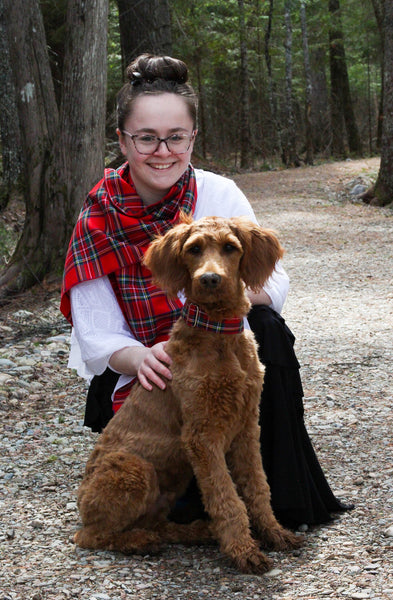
[31,519,44,529]
[46,335,69,343]
[6,529,15,539]
[350,184,367,196]
[297,523,308,532]
[384,524,393,537]
[0,358,17,368]
[265,568,282,577]
[13,309,34,319]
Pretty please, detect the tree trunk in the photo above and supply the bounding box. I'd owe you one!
[264,0,282,157]
[238,0,252,169]
[0,0,23,211]
[329,0,362,157]
[310,47,330,155]
[195,52,207,160]
[372,0,393,206]
[300,0,313,165]
[282,0,300,167]
[117,0,172,73]
[371,0,385,149]
[0,0,108,298]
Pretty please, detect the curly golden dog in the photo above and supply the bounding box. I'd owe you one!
[74,215,302,574]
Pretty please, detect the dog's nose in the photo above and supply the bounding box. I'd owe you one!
[200,272,221,288]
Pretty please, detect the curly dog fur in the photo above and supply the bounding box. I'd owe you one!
[74,215,302,574]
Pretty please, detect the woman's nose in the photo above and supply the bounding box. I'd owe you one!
[153,139,172,156]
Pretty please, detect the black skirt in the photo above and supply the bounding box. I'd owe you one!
[84,305,351,527]
[247,305,350,526]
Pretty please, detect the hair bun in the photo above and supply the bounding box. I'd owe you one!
[126,54,189,86]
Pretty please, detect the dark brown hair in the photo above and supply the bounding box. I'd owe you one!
[116,54,198,131]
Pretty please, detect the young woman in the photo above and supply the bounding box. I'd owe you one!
[61,54,351,528]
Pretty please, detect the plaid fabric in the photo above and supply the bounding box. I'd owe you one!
[61,162,196,345]
[112,379,137,414]
[181,302,244,334]
[60,162,197,409]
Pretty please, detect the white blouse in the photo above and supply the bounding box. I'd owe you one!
[68,169,290,388]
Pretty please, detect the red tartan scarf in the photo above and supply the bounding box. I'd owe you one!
[60,162,197,347]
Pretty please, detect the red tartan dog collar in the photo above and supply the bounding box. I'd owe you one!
[181,302,244,334]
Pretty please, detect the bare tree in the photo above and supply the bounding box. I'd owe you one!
[300,0,313,165]
[264,0,282,157]
[238,0,252,169]
[310,47,330,156]
[117,0,172,73]
[0,0,108,298]
[366,0,393,206]
[0,0,23,210]
[328,0,362,157]
[370,0,385,148]
[282,0,300,167]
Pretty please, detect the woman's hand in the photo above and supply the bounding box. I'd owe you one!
[137,342,172,391]
[109,342,172,392]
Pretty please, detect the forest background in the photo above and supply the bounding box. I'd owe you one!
[0,0,392,299]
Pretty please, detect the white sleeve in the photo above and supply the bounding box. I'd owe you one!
[69,276,143,380]
[194,169,289,313]
[262,261,290,314]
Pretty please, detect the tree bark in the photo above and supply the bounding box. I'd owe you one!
[264,0,283,157]
[0,0,23,210]
[329,0,362,157]
[0,0,108,298]
[372,0,393,206]
[371,0,385,149]
[310,47,330,155]
[300,0,313,165]
[117,0,172,74]
[282,0,300,167]
[238,0,252,169]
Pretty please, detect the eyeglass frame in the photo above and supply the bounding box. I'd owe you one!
[121,130,196,155]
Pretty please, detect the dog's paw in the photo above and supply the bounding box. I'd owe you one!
[262,526,304,551]
[233,547,274,574]
[227,539,274,574]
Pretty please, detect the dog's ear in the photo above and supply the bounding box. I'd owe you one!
[143,223,191,297]
[229,218,284,292]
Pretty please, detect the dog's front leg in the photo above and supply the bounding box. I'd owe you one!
[182,428,273,574]
[227,416,303,551]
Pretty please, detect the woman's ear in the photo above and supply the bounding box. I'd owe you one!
[116,128,127,157]
[229,218,284,291]
[143,223,192,297]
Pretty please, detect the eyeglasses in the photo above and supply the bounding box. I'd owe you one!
[121,130,195,155]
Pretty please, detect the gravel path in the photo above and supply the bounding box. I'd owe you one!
[1,158,392,600]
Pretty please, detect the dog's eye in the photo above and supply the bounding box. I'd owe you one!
[188,245,202,255]
[223,243,237,253]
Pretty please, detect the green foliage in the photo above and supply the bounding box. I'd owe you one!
[39,0,384,165]
[0,222,13,267]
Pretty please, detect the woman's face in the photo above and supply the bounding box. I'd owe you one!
[118,93,196,205]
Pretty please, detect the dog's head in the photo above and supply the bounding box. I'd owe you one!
[144,215,284,315]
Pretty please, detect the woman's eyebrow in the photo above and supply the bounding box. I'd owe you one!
[133,127,190,134]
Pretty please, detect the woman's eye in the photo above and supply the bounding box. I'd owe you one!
[223,243,236,253]
[139,135,156,143]
[188,245,201,255]
[169,134,184,143]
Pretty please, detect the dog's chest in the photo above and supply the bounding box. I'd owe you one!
[168,328,263,434]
